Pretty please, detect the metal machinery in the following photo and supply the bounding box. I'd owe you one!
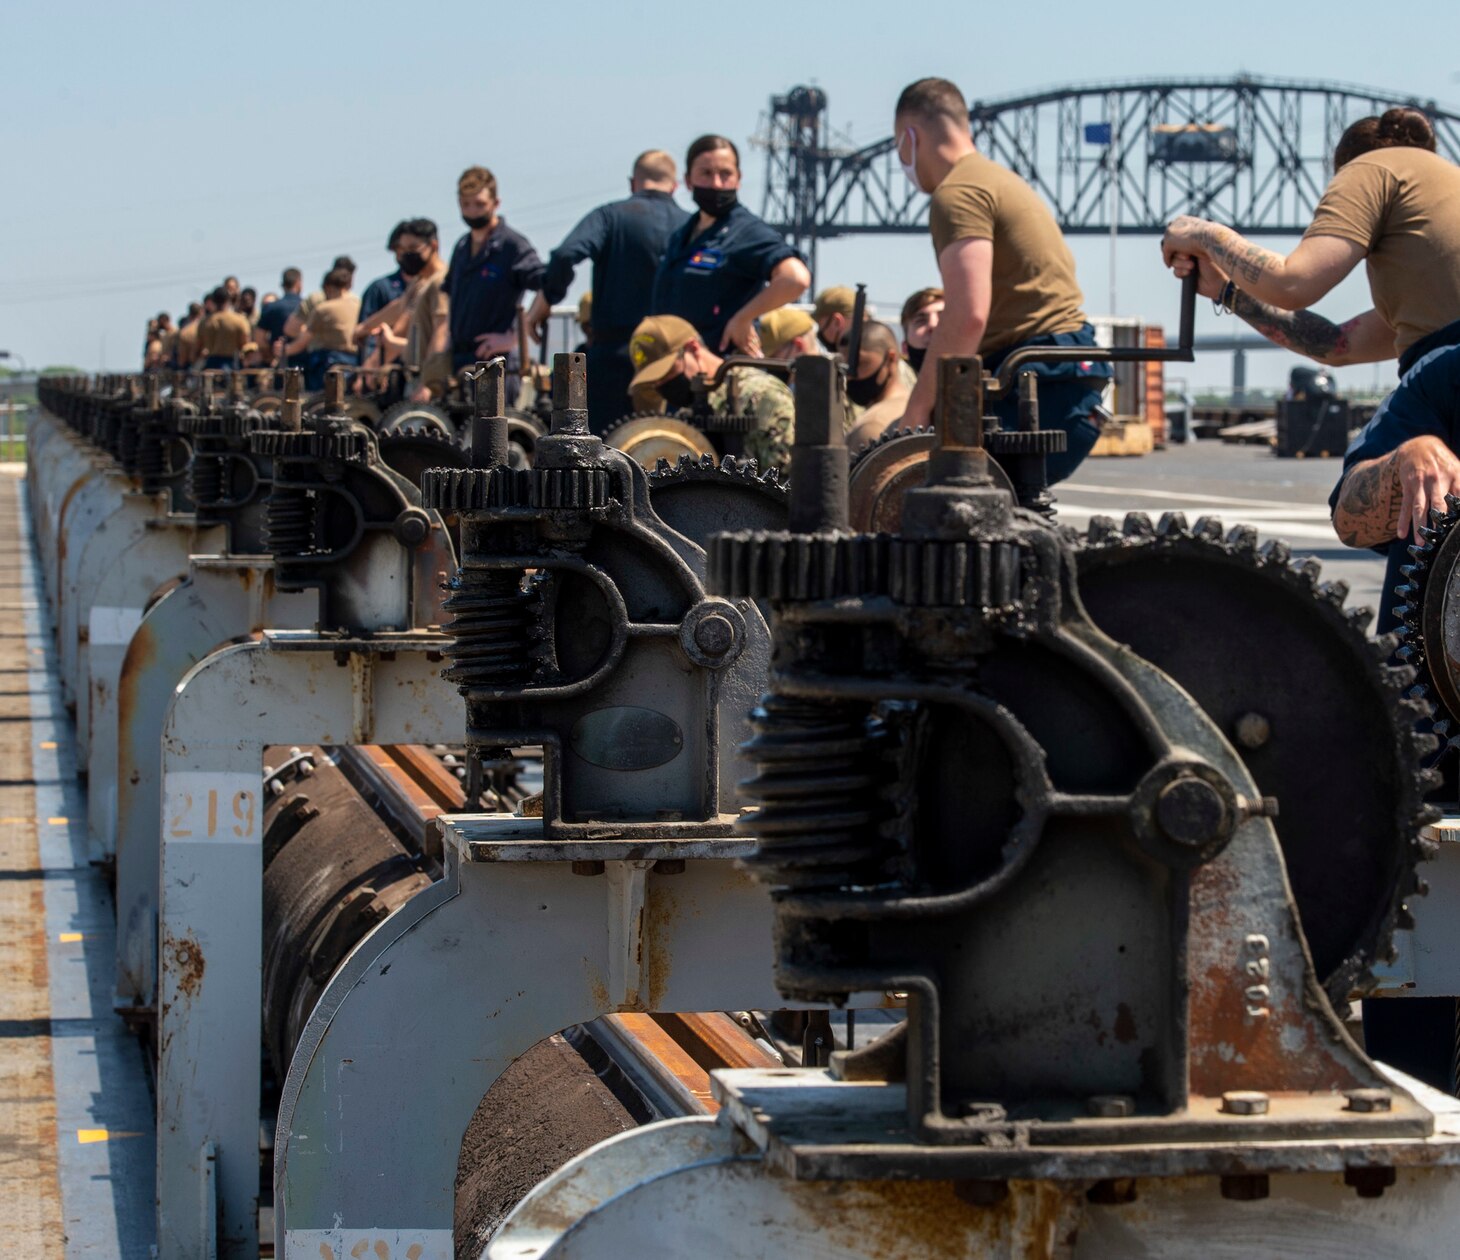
[486,352,1459,1259]
[31,355,805,1258]
[26,314,1460,1260]
[270,352,834,1257]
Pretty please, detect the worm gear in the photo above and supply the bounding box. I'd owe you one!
[646,453,788,548]
[1075,509,1440,1006]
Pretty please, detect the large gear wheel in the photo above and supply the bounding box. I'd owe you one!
[377,429,470,488]
[1075,510,1439,1007]
[645,453,787,547]
[848,428,1017,532]
[378,399,454,439]
[604,412,716,468]
[1393,496,1460,741]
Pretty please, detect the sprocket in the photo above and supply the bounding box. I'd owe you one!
[848,427,1017,532]
[603,411,715,468]
[377,429,470,489]
[1076,510,1439,1007]
[646,453,788,549]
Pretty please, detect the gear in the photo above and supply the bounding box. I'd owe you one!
[847,427,1017,533]
[1392,495,1460,739]
[646,453,788,548]
[377,430,471,488]
[603,412,715,468]
[1075,509,1439,1006]
[420,464,616,514]
[378,400,454,439]
[985,429,1068,455]
[250,425,374,462]
[712,530,1027,609]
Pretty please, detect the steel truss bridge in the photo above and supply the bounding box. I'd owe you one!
[758,77,1460,274]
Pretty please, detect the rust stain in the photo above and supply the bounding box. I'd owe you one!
[643,882,684,1011]
[165,932,206,999]
[816,1178,1082,1257]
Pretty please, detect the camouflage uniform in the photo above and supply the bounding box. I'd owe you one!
[711,367,798,472]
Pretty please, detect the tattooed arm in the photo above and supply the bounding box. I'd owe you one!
[1229,297,1393,366]
[1333,437,1460,547]
[1161,215,1366,309]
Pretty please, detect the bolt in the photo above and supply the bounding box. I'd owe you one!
[1220,1173,1269,1201]
[694,613,735,656]
[1221,1090,1270,1116]
[1344,1088,1393,1113]
[1234,711,1271,749]
[1087,1094,1135,1118]
[1157,776,1228,847]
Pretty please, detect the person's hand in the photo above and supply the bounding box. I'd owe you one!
[474,331,517,357]
[1161,215,1214,268]
[1168,253,1228,301]
[721,310,762,357]
[525,294,551,345]
[1396,435,1460,541]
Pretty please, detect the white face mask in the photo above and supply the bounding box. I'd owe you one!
[898,127,923,193]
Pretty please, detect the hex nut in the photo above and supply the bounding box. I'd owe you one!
[1344,1088,1393,1113]
[1086,1094,1136,1118]
[1221,1090,1270,1116]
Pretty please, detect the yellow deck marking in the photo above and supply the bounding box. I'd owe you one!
[58,932,83,943]
[76,1129,141,1145]
[39,741,56,749]
[46,817,67,826]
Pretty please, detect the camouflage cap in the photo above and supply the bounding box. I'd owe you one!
[757,308,815,359]
[813,286,857,320]
[629,315,699,390]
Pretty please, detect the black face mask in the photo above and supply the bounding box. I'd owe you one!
[905,345,927,374]
[658,373,695,412]
[399,251,429,277]
[462,213,493,230]
[846,364,888,409]
[692,186,738,218]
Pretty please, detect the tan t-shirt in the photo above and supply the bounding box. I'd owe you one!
[407,274,451,394]
[1305,148,1460,355]
[308,295,362,351]
[928,151,1087,355]
[199,309,252,357]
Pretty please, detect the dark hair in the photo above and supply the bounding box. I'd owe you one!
[187,302,202,319]
[386,220,408,250]
[282,267,302,289]
[324,267,352,291]
[895,78,968,127]
[1334,107,1436,170]
[209,286,230,307]
[400,216,439,242]
[332,255,356,274]
[685,134,740,177]
[240,286,256,300]
[900,286,944,332]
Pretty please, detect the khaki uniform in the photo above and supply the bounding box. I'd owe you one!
[711,368,798,473]
[1306,148,1460,355]
[406,274,451,397]
[929,151,1087,355]
[307,295,362,351]
[198,309,252,358]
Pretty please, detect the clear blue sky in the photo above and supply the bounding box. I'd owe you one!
[4,0,1458,392]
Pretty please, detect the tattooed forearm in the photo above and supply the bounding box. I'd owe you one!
[1197,224,1283,287]
[1230,291,1353,362]
[1333,452,1402,547]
